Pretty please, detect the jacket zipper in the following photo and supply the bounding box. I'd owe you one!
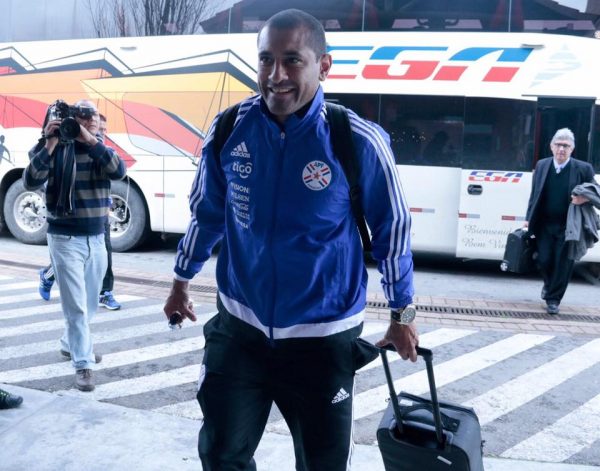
[268,130,286,344]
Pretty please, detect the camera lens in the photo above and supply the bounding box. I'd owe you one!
[59,117,81,141]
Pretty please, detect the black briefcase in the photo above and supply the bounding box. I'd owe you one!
[500,228,536,274]
[377,347,485,471]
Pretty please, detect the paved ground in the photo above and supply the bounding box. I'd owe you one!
[4,383,600,471]
[2,249,600,470]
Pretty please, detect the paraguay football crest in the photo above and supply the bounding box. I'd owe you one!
[302,160,331,191]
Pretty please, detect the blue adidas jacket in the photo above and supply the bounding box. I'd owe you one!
[175,87,414,340]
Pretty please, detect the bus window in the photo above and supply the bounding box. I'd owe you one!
[326,93,380,123]
[381,95,463,167]
[463,97,535,171]
[366,0,491,32]
[201,0,600,38]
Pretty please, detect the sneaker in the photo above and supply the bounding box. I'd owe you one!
[38,268,54,301]
[60,350,102,364]
[0,388,23,409]
[99,291,121,310]
[75,369,95,392]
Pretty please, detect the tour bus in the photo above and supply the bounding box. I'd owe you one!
[0,28,599,262]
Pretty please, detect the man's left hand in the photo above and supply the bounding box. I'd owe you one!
[571,195,589,205]
[375,322,419,362]
[76,124,98,146]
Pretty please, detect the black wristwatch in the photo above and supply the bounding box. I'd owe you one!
[390,304,416,325]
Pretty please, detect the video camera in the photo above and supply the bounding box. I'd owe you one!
[46,100,96,141]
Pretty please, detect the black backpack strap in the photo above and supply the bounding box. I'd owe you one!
[213,103,240,166]
[326,102,372,252]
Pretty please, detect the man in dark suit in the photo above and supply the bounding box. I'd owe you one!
[525,128,595,314]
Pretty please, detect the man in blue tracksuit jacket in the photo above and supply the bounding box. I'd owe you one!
[164,9,418,471]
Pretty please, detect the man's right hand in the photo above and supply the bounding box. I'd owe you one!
[164,279,197,324]
[375,322,419,362]
[43,119,60,153]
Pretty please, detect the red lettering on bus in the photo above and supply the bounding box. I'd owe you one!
[433,65,468,81]
[483,66,519,82]
[362,61,439,80]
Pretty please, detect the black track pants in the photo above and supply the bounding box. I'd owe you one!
[196,311,378,471]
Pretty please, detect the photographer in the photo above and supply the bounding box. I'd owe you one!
[37,113,122,311]
[24,99,126,392]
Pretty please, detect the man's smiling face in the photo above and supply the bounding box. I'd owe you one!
[257,25,331,124]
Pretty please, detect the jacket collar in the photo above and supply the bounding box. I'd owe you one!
[259,86,324,133]
[553,157,570,173]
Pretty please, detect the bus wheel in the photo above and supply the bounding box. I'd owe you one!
[109,179,148,252]
[3,179,48,245]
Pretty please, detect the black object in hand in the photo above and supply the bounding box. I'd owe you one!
[168,313,183,330]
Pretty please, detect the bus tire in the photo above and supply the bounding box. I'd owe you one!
[109,179,148,252]
[3,179,48,245]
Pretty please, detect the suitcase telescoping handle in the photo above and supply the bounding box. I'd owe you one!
[380,345,445,446]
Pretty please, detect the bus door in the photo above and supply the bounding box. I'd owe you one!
[536,97,600,262]
[534,97,595,165]
[455,97,537,260]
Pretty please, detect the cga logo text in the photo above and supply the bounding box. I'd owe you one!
[468,170,523,183]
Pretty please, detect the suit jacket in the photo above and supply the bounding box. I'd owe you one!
[526,157,596,235]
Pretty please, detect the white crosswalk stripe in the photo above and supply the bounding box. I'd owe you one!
[0,292,54,306]
[0,302,64,319]
[0,310,213,360]
[358,327,477,373]
[1,274,600,465]
[0,335,206,383]
[64,364,201,401]
[0,281,39,292]
[0,294,143,320]
[351,333,552,422]
[465,337,600,425]
[0,302,165,338]
[502,393,600,462]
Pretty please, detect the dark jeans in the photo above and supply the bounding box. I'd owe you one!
[43,222,113,294]
[197,307,378,471]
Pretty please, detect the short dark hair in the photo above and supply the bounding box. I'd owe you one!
[259,9,326,59]
[99,113,107,122]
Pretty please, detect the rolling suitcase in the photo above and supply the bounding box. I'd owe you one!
[377,346,485,471]
[500,228,536,274]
